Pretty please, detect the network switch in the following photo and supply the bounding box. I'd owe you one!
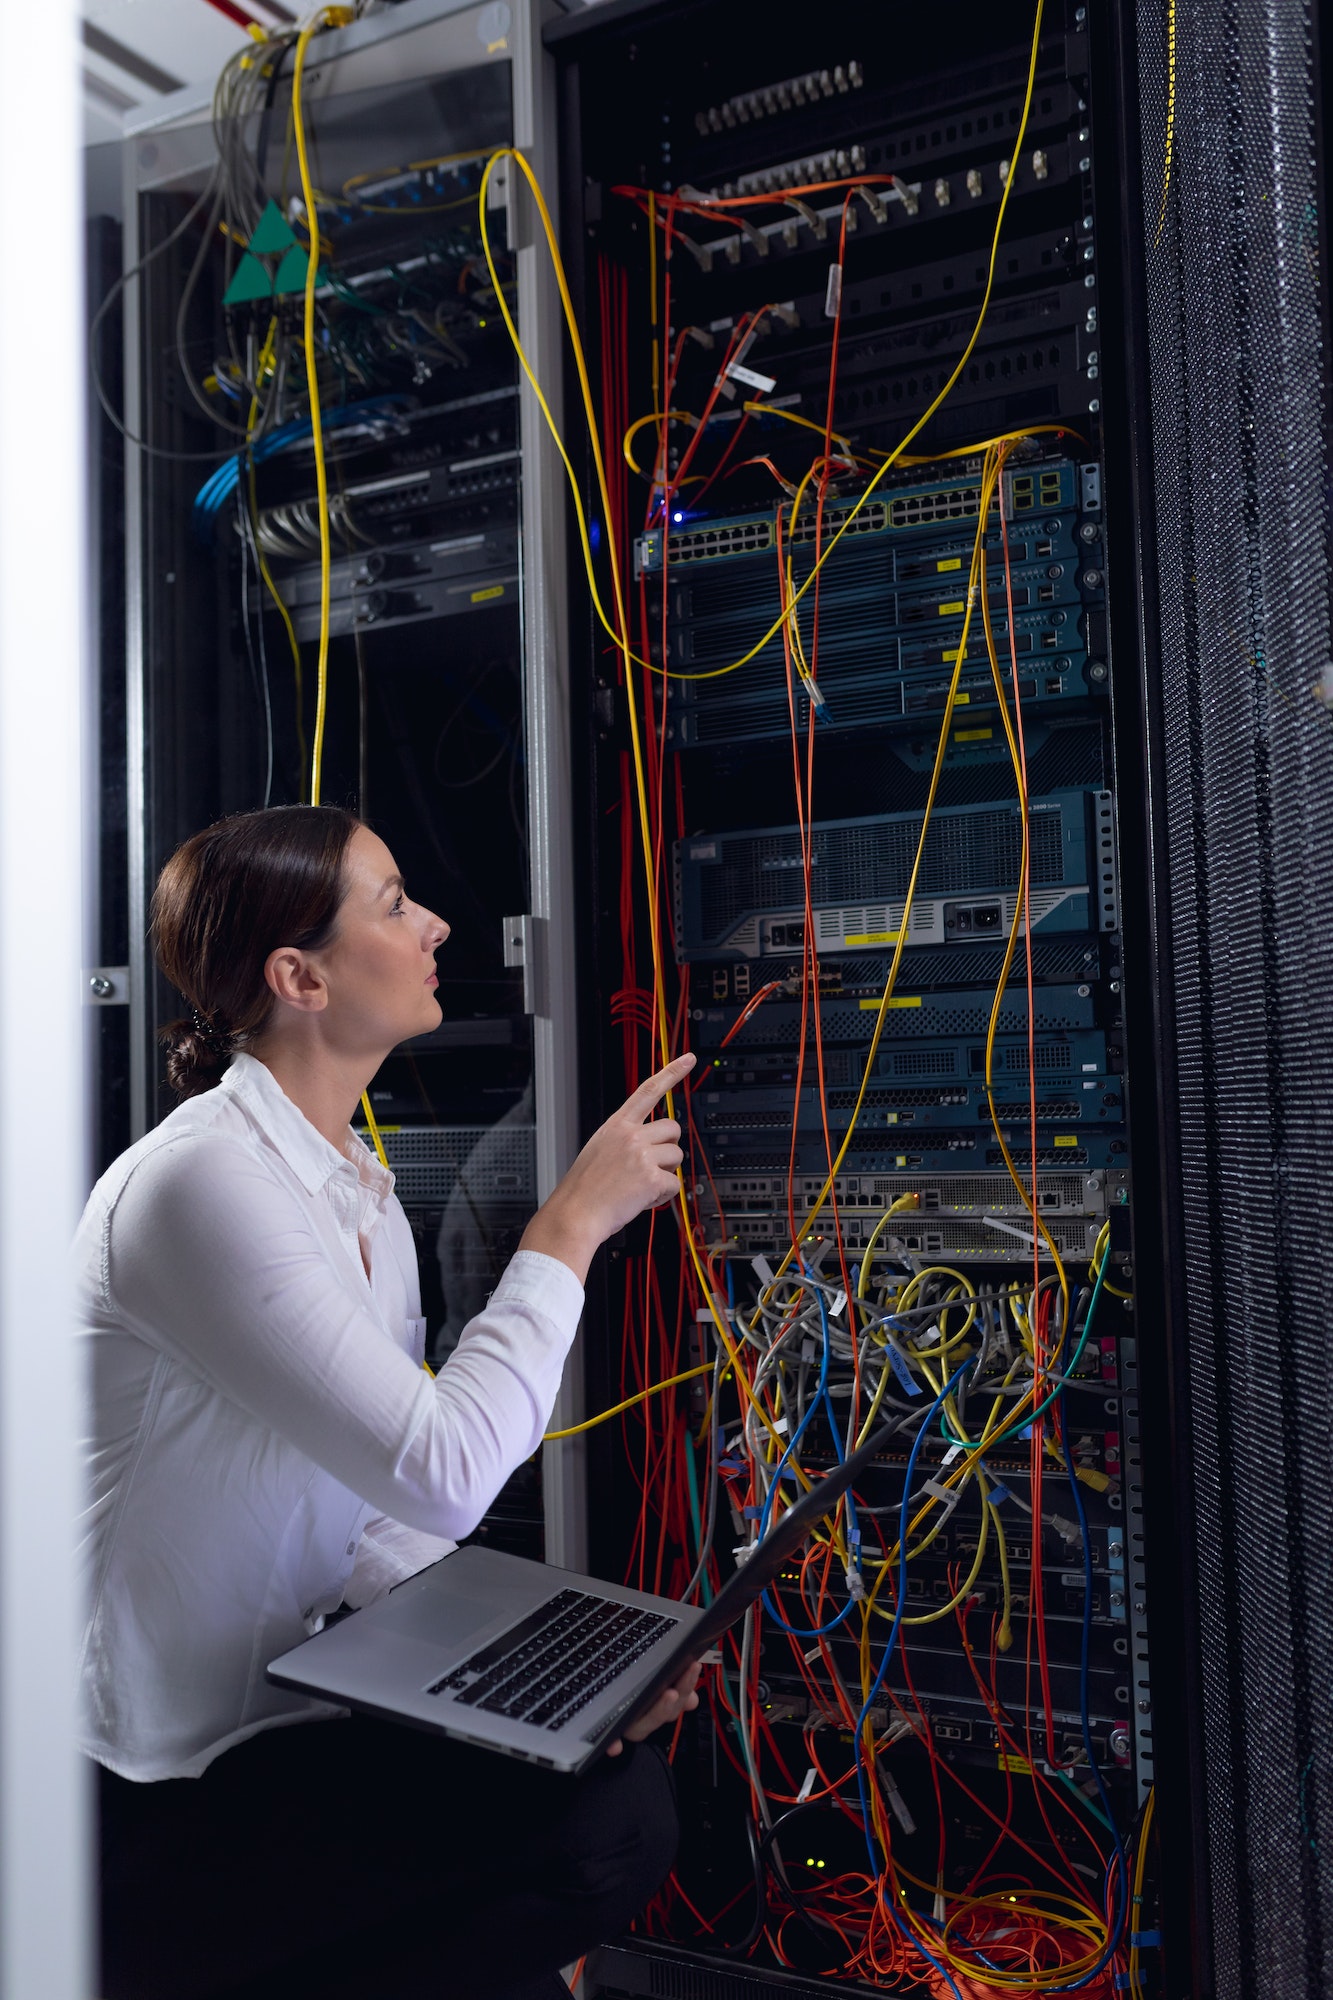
[674,790,1117,960]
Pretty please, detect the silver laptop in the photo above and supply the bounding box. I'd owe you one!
[268,1419,895,1776]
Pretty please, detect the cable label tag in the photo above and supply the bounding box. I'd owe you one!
[798,1767,818,1803]
[922,1478,962,1515]
[726,360,776,393]
[886,1343,923,1396]
[751,1254,776,1287]
[824,263,844,318]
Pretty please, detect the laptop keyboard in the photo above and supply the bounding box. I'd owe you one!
[426,1587,676,1731]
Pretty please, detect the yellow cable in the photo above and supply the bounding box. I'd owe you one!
[291,8,351,808]
[1128,1783,1156,1999]
[975,500,1071,1342]
[544,1361,714,1441]
[290,9,386,1171]
[476,148,783,1450]
[623,407,697,475]
[1153,0,1176,249]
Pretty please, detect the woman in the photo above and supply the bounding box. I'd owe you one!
[77,803,700,2000]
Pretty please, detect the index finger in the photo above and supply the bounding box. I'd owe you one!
[624,1052,696,1119]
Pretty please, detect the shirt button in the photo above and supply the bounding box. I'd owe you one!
[346,1542,357,1556]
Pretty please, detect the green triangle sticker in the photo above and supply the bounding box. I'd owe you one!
[223,251,274,306]
[248,199,297,256]
[273,244,312,296]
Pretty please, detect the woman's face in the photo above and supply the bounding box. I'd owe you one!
[312,826,449,1054]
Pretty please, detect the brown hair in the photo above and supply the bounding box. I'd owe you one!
[151,804,362,1098]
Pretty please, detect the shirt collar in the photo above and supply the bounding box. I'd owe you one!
[221,1053,396,1204]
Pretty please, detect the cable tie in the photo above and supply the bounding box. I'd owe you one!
[798,1766,818,1802]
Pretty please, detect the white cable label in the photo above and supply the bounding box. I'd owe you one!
[726,360,777,393]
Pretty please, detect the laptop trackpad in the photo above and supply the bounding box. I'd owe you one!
[380,1591,501,1647]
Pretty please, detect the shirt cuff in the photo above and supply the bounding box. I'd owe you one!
[490,1248,585,1335]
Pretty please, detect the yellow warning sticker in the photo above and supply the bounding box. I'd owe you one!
[952,690,971,704]
[470,583,505,603]
[860,996,923,1011]
[845,930,901,946]
[886,1112,899,1125]
[955,727,993,742]
[938,600,965,616]
[936,556,963,572]
[1054,1134,1079,1148]
[998,1751,1031,1776]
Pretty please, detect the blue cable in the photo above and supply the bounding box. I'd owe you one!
[190,394,417,543]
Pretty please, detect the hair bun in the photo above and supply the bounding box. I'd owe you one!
[160,1018,232,1099]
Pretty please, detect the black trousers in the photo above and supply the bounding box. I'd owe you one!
[97,1715,679,2000]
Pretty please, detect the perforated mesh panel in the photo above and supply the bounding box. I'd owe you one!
[355,1124,535,1204]
[1136,0,1333,1990]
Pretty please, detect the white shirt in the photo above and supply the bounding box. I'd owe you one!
[75,1053,583,1782]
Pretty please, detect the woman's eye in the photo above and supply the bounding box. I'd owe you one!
[391,895,405,915]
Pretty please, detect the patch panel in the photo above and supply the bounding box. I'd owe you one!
[674,791,1116,960]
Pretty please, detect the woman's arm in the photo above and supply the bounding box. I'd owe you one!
[105,1054,695,1542]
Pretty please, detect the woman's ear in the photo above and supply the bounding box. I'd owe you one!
[263,946,329,1015]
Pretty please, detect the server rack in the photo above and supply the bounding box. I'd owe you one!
[113,0,588,1566]
[550,3,1163,1994]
